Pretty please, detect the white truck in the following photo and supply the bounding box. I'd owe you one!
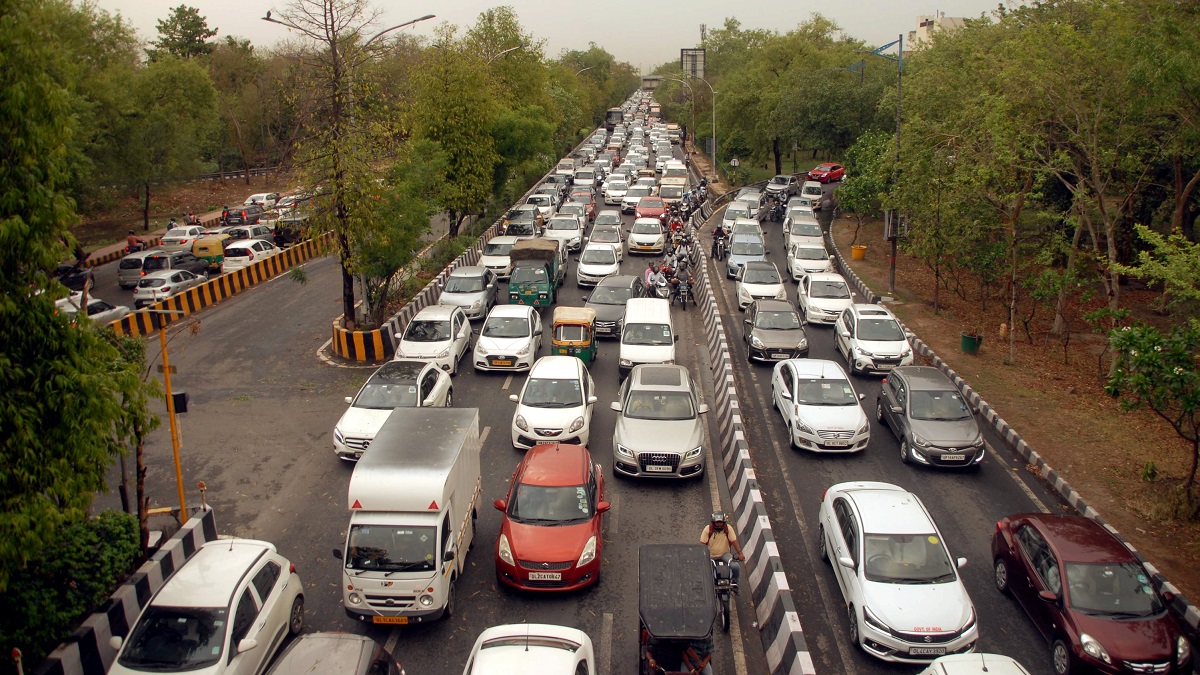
[335,408,481,625]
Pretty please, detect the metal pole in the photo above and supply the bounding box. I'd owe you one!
[889,34,903,295]
[159,324,188,525]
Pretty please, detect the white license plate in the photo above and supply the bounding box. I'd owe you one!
[645,464,673,473]
[877,363,895,370]
[908,647,946,656]
[528,572,562,581]
[822,439,850,447]
[942,454,965,461]
[771,353,788,359]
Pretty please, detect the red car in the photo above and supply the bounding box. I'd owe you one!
[634,196,668,223]
[494,443,609,592]
[992,514,1192,675]
[807,163,845,183]
[569,191,596,222]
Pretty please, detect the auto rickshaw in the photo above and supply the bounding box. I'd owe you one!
[639,544,717,675]
[551,306,597,365]
[192,234,229,274]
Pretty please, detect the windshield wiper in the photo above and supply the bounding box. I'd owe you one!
[514,517,561,525]
[1099,609,1154,619]
[887,576,934,584]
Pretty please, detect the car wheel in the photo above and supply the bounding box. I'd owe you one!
[899,439,911,465]
[847,605,860,648]
[1052,639,1073,675]
[818,525,829,563]
[994,557,1011,595]
[288,595,304,635]
[446,388,453,407]
[443,582,456,619]
[875,400,885,424]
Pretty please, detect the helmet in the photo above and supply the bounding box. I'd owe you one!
[128,230,135,235]
[710,511,727,524]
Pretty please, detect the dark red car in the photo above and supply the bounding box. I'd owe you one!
[494,443,608,592]
[569,191,596,222]
[807,163,845,183]
[991,514,1192,675]
[634,196,668,223]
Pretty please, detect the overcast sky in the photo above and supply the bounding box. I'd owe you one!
[93,1,1002,71]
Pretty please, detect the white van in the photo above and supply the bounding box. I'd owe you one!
[619,298,676,379]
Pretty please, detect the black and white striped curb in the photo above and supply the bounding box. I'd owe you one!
[694,225,817,674]
[825,230,1200,636]
[35,509,219,675]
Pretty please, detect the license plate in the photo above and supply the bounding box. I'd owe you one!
[942,454,965,461]
[877,363,895,370]
[491,359,512,366]
[372,616,409,625]
[645,464,672,473]
[908,647,945,656]
[771,353,788,359]
[528,572,562,581]
[823,439,850,447]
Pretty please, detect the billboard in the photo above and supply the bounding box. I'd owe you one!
[681,48,706,80]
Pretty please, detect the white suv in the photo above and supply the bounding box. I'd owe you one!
[109,538,304,675]
[834,304,914,375]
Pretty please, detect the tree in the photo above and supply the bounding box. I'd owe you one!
[836,130,892,243]
[148,5,217,61]
[1116,224,1200,312]
[1106,321,1200,515]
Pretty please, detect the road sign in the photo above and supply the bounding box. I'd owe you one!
[157,364,177,374]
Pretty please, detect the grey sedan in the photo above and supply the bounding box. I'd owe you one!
[876,366,985,468]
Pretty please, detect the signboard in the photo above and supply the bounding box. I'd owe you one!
[883,210,909,240]
[681,48,706,80]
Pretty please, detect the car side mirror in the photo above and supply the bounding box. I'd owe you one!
[858,393,865,400]
[237,638,259,654]
[509,394,519,403]
[332,548,343,560]
[395,332,404,339]
[597,501,611,513]
[422,396,436,407]
[587,395,597,404]
[698,403,710,414]
[610,401,622,412]
[956,557,967,569]
[890,405,902,414]
[443,550,455,563]
[493,499,507,512]
[781,390,793,401]
[345,396,353,404]
[674,335,679,343]
[109,636,123,651]
[1038,590,1059,604]
[837,556,855,570]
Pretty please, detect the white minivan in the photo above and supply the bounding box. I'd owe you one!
[619,298,676,379]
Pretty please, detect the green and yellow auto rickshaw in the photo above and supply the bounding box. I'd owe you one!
[192,235,229,274]
[551,306,597,365]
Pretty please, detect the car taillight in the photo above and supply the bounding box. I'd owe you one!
[881,377,887,384]
[181,239,190,245]
[821,488,828,501]
[996,520,1003,531]
[248,252,255,260]
[289,562,297,574]
[161,286,172,292]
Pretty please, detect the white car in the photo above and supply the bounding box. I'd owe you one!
[525,194,555,221]
[784,215,824,251]
[621,186,653,214]
[223,239,280,272]
[586,225,624,261]
[787,243,834,282]
[603,179,629,205]
[473,304,542,373]
[394,305,472,375]
[463,624,595,675]
[721,204,752,233]
[245,192,280,209]
[158,226,206,252]
[627,218,665,255]
[798,273,855,325]
[543,214,584,252]
[480,236,518,280]
[594,209,622,229]
[917,654,1031,675]
[818,482,978,663]
[576,243,620,287]
[801,180,825,209]
[736,261,787,310]
[133,269,207,309]
[332,359,452,460]
[730,217,764,240]
[770,358,870,452]
[509,355,597,450]
[834,303,915,375]
[55,295,130,324]
[108,539,304,675]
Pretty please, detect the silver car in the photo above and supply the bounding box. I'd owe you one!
[742,299,808,363]
[437,266,497,320]
[611,365,709,479]
[876,366,985,468]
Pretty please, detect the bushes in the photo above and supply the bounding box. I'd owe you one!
[0,511,139,672]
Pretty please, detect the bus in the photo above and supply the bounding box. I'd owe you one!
[605,107,624,132]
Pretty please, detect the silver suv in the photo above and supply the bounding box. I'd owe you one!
[611,365,709,478]
[876,366,985,468]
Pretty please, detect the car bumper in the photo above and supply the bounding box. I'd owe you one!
[852,353,915,374]
[793,429,869,453]
[858,622,978,664]
[397,353,454,373]
[904,444,986,468]
[496,557,599,592]
[512,428,588,450]
[628,243,663,255]
[613,449,704,478]
[344,604,448,624]
[473,352,534,372]
[595,320,620,338]
[804,307,841,324]
[748,345,808,362]
[576,273,608,287]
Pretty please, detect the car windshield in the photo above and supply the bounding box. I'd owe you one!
[624,390,695,420]
[858,318,905,341]
[770,176,789,185]
[863,533,957,584]
[792,222,822,237]
[118,606,226,670]
[353,378,419,409]
[507,484,593,525]
[581,248,617,265]
[506,222,535,236]
[608,182,629,191]
[909,390,972,421]
[726,206,750,220]
[588,286,630,305]
[444,276,485,293]
[527,196,549,206]
[809,280,851,299]
[1064,562,1163,616]
[627,187,651,198]
[731,241,765,256]
[788,208,813,220]
[483,242,514,256]
[632,222,661,235]
[511,266,548,284]
[794,378,858,406]
[660,186,683,197]
[403,319,451,342]
[596,214,621,226]
[548,219,578,231]
[163,228,191,239]
[345,524,436,572]
[482,316,530,338]
[592,230,620,243]
[804,186,822,195]
[622,323,672,346]
[794,247,828,261]
[743,268,780,284]
[560,205,586,216]
[521,378,583,408]
[756,310,801,330]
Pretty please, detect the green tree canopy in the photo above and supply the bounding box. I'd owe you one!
[148,4,217,61]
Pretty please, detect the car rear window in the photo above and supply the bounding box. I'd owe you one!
[119,257,144,270]
[225,247,251,258]
[138,278,166,288]
[143,256,170,272]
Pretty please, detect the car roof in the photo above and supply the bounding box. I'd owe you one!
[583,242,618,253]
[1022,514,1136,563]
[730,233,764,243]
[784,358,849,380]
[487,236,519,244]
[596,274,639,289]
[412,304,459,320]
[520,443,589,487]
[225,239,260,249]
[892,366,955,391]
[140,269,182,280]
[926,654,1031,675]
[752,299,794,313]
[267,633,375,675]
[371,359,428,383]
[487,304,534,319]
[807,272,847,283]
[850,303,896,319]
[153,539,272,607]
[630,364,691,391]
[841,484,935,535]
[742,260,777,272]
[449,265,487,277]
[529,355,583,379]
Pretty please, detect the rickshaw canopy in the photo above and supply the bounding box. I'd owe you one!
[639,544,716,640]
[553,306,596,326]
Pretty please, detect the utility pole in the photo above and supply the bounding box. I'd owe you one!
[856,34,904,295]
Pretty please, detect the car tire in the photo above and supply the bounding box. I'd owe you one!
[443,582,456,619]
[446,388,453,407]
[876,400,885,424]
[847,605,860,648]
[1052,639,1073,675]
[818,525,829,563]
[288,595,304,635]
[899,439,911,465]
[994,557,1011,595]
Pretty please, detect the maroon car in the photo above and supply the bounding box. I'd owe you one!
[634,196,668,223]
[991,514,1192,675]
[807,163,845,183]
[569,191,596,222]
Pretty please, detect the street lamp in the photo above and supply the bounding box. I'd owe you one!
[668,78,696,153]
[262,11,435,50]
[486,43,524,65]
[856,34,904,295]
[574,66,594,76]
[690,76,717,181]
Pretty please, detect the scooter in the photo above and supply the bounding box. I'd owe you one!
[712,557,737,632]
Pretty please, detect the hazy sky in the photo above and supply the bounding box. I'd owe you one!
[93,1,1002,70]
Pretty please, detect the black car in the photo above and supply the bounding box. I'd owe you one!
[55,263,95,292]
[274,215,309,247]
[141,251,211,277]
[224,203,264,225]
[583,274,647,338]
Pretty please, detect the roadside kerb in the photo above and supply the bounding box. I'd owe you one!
[33,509,219,675]
[825,226,1200,635]
[692,218,817,675]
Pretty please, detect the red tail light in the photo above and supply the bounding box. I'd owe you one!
[161,286,172,293]
[289,562,297,574]
[881,377,888,384]
[822,488,828,501]
[248,252,255,260]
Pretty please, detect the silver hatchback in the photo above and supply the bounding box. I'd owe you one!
[437,266,497,320]
[876,366,985,468]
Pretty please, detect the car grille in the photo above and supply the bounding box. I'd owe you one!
[522,578,571,589]
[639,453,680,472]
[517,559,574,571]
[1122,662,1170,674]
[595,320,617,334]
[891,627,966,644]
[816,430,855,440]
[533,428,562,437]
[363,593,417,609]
[487,355,517,365]
[762,348,798,359]
[343,437,371,451]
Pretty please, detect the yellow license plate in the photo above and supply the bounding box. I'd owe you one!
[492,359,512,366]
[372,616,409,625]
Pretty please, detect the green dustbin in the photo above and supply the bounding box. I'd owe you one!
[961,332,983,355]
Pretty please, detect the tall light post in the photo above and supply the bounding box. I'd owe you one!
[486,43,524,65]
[691,76,717,179]
[857,34,903,295]
[574,65,594,76]
[138,309,188,523]
[668,78,696,152]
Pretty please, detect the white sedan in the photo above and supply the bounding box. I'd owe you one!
[736,261,787,310]
[509,355,597,450]
[818,481,978,663]
[133,269,207,309]
[158,226,206,252]
[56,295,130,324]
[463,624,595,675]
[798,273,854,325]
[223,238,279,272]
[770,358,870,452]
[332,359,452,461]
[787,243,834,282]
[473,305,542,372]
[394,305,472,375]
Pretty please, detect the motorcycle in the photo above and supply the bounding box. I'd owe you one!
[653,277,670,300]
[712,557,737,632]
[772,201,787,222]
[711,236,727,260]
[674,278,692,311]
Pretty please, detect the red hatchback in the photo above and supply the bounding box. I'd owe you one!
[807,163,845,183]
[569,191,596,222]
[991,514,1192,675]
[635,196,668,223]
[494,443,608,592]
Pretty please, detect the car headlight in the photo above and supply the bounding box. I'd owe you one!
[515,415,528,432]
[854,346,872,357]
[435,347,450,358]
[857,422,870,436]
[750,335,764,349]
[961,607,977,632]
[615,444,634,458]
[900,348,912,359]
[972,435,984,447]
[739,288,750,300]
[418,594,434,607]
[797,338,808,349]
[470,299,482,309]
[576,536,597,567]
[795,420,814,435]
[912,434,930,448]
[775,289,787,299]
[663,359,674,365]
[1080,633,1111,664]
[516,343,530,356]
[1178,636,1191,666]
[684,446,703,460]
[862,607,891,634]
[655,236,664,245]
[348,592,362,605]
[498,534,515,565]
[333,427,344,444]
[568,416,585,433]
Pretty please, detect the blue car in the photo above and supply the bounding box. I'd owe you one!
[726,234,767,279]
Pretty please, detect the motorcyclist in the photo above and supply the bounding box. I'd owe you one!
[711,225,729,259]
[700,512,745,585]
[126,230,146,252]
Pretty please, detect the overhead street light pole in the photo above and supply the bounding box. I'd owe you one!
[691,76,717,180]
[574,66,594,76]
[668,78,695,152]
[856,34,904,294]
[486,44,524,65]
